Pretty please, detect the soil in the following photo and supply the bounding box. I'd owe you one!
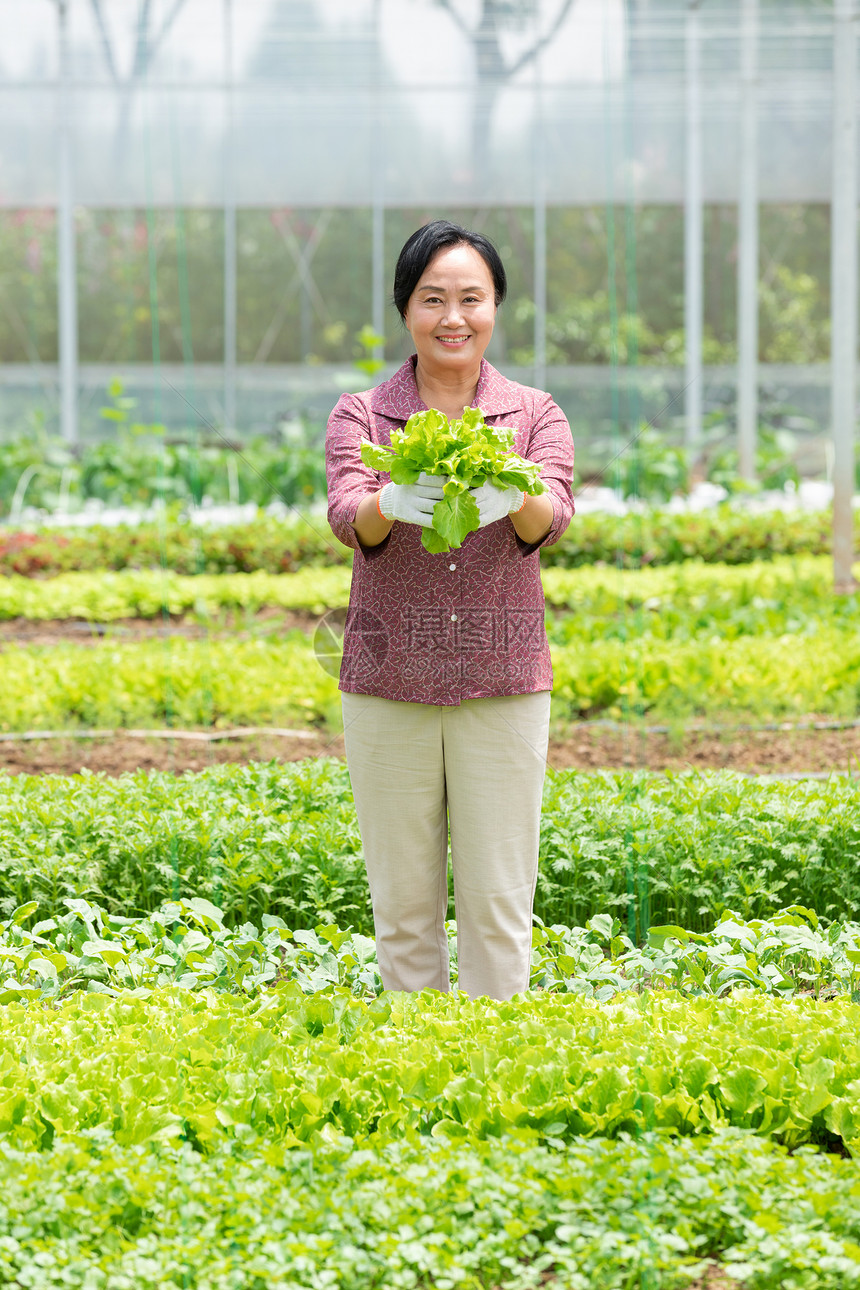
[0,731,342,778]
[547,720,860,777]
[3,613,859,779]
[0,609,311,647]
[1,720,859,778]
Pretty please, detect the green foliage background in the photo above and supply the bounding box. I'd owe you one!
[0,204,831,369]
[3,763,860,934]
[0,507,833,576]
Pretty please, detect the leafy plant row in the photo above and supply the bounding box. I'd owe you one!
[1,985,859,1152]
[2,1128,859,1288]
[1,622,858,728]
[3,762,860,935]
[0,423,328,518]
[0,566,354,622]
[543,555,860,643]
[0,635,339,732]
[549,623,860,721]
[1,558,856,645]
[0,512,348,579]
[1,894,858,1006]
[0,504,834,578]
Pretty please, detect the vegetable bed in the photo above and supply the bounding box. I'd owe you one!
[1,623,858,729]
[4,763,860,932]
[3,800,860,1285]
[2,894,860,1004]
[0,505,834,578]
[0,555,855,629]
[3,555,858,732]
[2,987,859,1152]
[0,979,859,1288]
[2,1113,859,1287]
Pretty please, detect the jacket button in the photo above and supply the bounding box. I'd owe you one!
[450,614,457,622]
[448,563,456,571]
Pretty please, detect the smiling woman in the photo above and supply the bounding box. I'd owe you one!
[325,219,575,1002]
[396,231,503,420]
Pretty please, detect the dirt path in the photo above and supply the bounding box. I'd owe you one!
[2,720,858,777]
[0,609,310,647]
[2,613,858,778]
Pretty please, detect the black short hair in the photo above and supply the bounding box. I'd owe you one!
[392,220,507,319]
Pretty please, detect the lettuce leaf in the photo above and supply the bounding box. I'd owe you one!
[360,441,396,472]
[390,457,422,486]
[360,407,547,554]
[430,491,481,551]
[421,525,451,554]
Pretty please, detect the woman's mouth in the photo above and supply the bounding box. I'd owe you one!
[436,335,470,346]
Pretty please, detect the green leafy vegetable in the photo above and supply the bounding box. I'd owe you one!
[1,983,860,1155]
[2,895,860,1005]
[3,1129,860,1286]
[0,506,836,579]
[360,406,547,552]
[2,613,859,735]
[6,762,860,937]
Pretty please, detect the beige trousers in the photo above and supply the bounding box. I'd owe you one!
[341,690,551,1001]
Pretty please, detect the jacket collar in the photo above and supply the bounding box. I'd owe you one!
[370,355,523,421]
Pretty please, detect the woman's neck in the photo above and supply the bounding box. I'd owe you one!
[414,360,482,422]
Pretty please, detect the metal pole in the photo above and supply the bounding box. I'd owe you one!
[684,1,703,454]
[533,63,547,393]
[737,0,758,481]
[372,199,384,347]
[832,0,858,594]
[371,0,385,368]
[371,176,384,372]
[534,183,547,393]
[57,0,78,445]
[223,0,237,431]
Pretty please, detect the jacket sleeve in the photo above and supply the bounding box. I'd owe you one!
[325,391,392,561]
[515,390,575,557]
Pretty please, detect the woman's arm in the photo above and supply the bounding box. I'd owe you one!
[352,490,394,548]
[509,393,575,555]
[510,491,554,546]
[326,393,394,558]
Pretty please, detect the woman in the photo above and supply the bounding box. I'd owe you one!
[325,219,574,1001]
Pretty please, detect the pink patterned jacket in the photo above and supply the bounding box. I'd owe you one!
[325,356,575,705]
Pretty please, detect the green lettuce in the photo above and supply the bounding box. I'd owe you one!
[360,406,547,553]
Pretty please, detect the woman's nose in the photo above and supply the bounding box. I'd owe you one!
[442,303,465,326]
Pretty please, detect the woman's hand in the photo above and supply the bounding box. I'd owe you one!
[379,472,446,525]
[352,473,451,547]
[468,479,526,529]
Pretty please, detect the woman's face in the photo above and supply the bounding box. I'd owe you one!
[403,243,497,378]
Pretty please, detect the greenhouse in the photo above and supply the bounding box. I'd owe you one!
[0,0,850,460]
[2,4,860,1287]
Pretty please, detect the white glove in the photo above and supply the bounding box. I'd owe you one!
[378,471,446,525]
[469,479,526,529]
